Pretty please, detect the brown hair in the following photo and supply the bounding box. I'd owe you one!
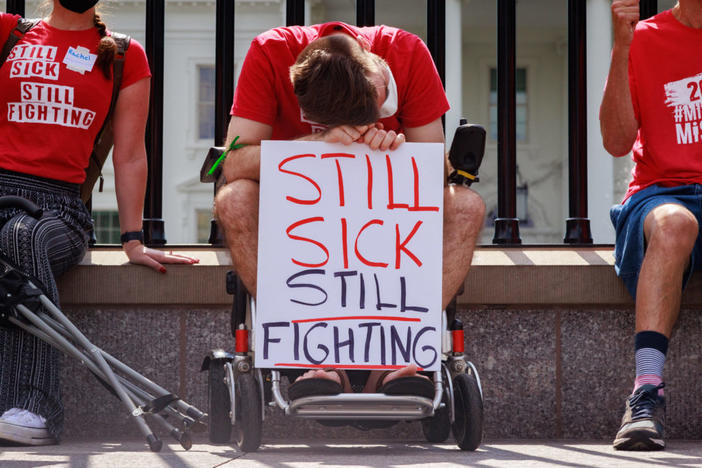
[41,1,116,79]
[289,34,380,127]
[93,12,117,79]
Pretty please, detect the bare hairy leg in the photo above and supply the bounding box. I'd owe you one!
[636,204,698,337]
[214,179,260,296]
[441,185,485,309]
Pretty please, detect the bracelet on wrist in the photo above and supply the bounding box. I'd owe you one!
[208,135,247,175]
[120,230,144,244]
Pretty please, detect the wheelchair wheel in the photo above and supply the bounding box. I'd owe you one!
[451,371,483,451]
[207,359,232,444]
[233,372,262,452]
[421,389,450,443]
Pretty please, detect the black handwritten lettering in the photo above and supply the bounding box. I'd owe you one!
[359,322,381,362]
[262,322,290,359]
[334,270,357,308]
[333,327,354,363]
[374,273,396,310]
[400,276,429,313]
[293,322,300,361]
[286,269,327,306]
[303,322,330,364]
[390,325,411,364]
[413,326,438,368]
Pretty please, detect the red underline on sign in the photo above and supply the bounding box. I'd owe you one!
[291,316,421,323]
[274,363,424,371]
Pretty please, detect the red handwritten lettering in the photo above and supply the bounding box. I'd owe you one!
[278,154,321,205]
[365,154,373,210]
[340,218,349,269]
[286,217,329,267]
[355,219,389,268]
[321,153,355,207]
[395,221,423,269]
[386,155,409,210]
[409,157,439,212]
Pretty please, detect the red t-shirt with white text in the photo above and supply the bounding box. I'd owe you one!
[0,14,151,183]
[624,10,702,200]
[231,22,449,139]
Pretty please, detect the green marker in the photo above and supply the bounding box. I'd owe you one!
[208,136,246,175]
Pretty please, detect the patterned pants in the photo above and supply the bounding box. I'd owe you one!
[0,171,92,440]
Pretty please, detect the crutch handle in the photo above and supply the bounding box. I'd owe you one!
[0,196,43,219]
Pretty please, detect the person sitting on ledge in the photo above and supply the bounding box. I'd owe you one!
[0,0,198,446]
[601,0,702,452]
[214,21,485,398]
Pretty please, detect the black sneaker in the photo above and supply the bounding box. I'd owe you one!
[613,383,665,451]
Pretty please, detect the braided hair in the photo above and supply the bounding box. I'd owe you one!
[94,13,116,79]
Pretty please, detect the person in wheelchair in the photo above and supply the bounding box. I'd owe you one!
[214,21,485,399]
[0,1,198,446]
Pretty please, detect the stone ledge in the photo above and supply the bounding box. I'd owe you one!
[57,247,233,306]
[55,245,702,306]
[51,247,702,441]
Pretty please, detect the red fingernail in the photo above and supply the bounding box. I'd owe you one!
[160,267,167,274]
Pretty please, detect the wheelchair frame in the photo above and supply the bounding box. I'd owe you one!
[202,274,484,452]
[201,122,487,452]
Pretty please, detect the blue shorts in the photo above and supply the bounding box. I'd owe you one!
[610,183,702,299]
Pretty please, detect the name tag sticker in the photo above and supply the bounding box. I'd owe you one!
[62,46,97,74]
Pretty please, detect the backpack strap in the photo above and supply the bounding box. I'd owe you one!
[0,18,40,67]
[98,33,130,140]
[105,33,131,122]
[85,33,131,198]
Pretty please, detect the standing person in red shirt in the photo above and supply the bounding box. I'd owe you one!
[0,0,197,446]
[602,0,702,451]
[215,22,485,398]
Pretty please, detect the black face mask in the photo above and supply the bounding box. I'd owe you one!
[58,0,99,14]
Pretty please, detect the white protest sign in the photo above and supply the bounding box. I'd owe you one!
[256,140,444,371]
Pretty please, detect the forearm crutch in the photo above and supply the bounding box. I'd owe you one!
[0,196,205,452]
[24,309,205,434]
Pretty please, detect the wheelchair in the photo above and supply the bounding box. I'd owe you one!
[0,196,206,452]
[201,122,486,452]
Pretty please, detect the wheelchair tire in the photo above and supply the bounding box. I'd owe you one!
[207,359,232,444]
[233,372,262,452]
[421,390,450,443]
[451,371,483,451]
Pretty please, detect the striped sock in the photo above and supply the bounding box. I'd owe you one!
[634,331,668,396]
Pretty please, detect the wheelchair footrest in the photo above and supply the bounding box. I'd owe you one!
[286,393,434,420]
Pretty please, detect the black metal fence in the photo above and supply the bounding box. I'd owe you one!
[4,0,659,246]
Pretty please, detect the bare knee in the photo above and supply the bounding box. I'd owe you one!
[444,185,486,227]
[645,205,698,256]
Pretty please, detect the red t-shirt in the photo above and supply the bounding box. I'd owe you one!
[624,10,702,200]
[231,22,449,139]
[0,14,151,184]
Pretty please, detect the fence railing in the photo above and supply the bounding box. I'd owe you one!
[4,0,659,246]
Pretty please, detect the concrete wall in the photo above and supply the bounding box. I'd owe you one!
[51,248,702,442]
[57,306,702,443]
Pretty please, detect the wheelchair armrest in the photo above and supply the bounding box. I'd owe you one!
[448,123,486,187]
[200,146,226,183]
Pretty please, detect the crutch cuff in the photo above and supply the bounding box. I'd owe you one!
[141,394,179,414]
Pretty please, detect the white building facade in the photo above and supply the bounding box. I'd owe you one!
[3,0,677,244]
